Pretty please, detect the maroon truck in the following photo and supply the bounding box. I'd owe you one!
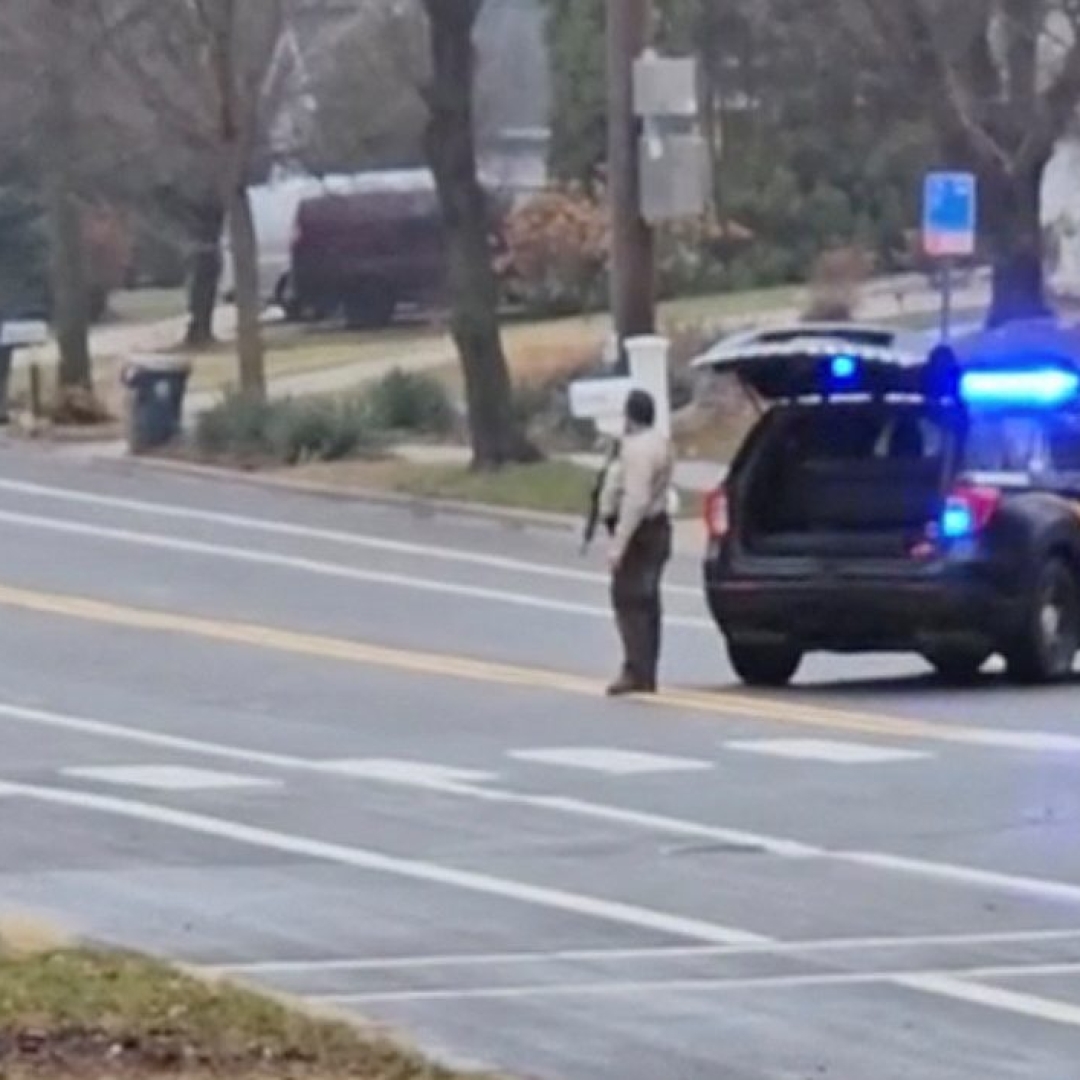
[286,175,510,328]
[286,181,445,328]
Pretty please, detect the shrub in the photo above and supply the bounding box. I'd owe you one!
[195,393,377,465]
[365,369,457,437]
[267,396,376,465]
[497,185,609,316]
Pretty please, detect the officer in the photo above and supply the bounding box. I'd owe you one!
[599,388,675,696]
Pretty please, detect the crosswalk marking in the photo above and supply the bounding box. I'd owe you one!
[510,747,714,776]
[319,760,497,787]
[62,765,278,791]
[724,739,930,765]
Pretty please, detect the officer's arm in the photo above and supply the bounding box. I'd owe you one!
[612,442,649,560]
[598,456,623,524]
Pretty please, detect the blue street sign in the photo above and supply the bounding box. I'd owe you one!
[923,172,977,257]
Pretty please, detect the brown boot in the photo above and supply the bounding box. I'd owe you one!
[606,670,655,697]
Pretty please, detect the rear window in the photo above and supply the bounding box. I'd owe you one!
[777,406,948,464]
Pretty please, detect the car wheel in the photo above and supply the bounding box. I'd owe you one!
[1005,557,1080,684]
[925,648,989,685]
[727,642,802,688]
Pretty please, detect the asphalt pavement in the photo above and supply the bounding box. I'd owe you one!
[2,444,1080,1077]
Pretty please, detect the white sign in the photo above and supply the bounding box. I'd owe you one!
[569,376,634,422]
[633,53,698,119]
[922,172,978,258]
[0,320,48,348]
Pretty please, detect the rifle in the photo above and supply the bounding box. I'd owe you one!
[580,440,620,555]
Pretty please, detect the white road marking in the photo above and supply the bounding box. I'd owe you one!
[895,973,1080,1028]
[510,747,714,776]
[218,928,1080,975]
[724,739,930,765]
[0,778,765,947]
[0,476,700,596]
[3,764,1080,1027]
[321,759,498,787]
[844,851,1080,905]
[62,765,277,792]
[0,507,711,629]
[5,700,1080,906]
[315,961,1080,1012]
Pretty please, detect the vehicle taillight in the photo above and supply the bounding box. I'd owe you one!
[940,485,1001,541]
[704,486,730,541]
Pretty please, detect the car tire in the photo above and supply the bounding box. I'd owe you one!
[727,643,802,688]
[925,649,989,685]
[1005,557,1080,685]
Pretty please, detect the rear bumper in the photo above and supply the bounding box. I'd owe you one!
[705,562,1026,653]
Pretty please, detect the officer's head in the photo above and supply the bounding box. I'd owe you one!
[625,389,656,432]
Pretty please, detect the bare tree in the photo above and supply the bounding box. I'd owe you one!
[0,0,100,391]
[848,0,1080,324]
[100,0,287,399]
[418,0,536,467]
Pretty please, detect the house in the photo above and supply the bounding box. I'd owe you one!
[264,0,551,196]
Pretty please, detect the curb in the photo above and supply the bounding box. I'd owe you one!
[96,453,584,537]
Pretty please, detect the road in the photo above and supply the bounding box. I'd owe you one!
[1,446,1080,1078]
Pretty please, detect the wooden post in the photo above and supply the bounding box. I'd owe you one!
[606,0,655,367]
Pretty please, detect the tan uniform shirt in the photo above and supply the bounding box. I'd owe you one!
[599,427,675,561]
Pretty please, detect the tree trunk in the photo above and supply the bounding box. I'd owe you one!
[186,198,225,348]
[981,156,1053,329]
[421,0,537,468]
[227,186,266,400]
[42,1,91,391]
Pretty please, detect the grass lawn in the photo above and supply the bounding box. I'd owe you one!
[287,458,597,517]
[283,457,698,520]
[0,940,493,1079]
[106,288,188,326]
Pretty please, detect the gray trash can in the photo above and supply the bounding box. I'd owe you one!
[122,354,192,454]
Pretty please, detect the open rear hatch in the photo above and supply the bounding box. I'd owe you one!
[693,327,952,561]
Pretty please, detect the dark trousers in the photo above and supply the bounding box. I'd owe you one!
[611,516,672,688]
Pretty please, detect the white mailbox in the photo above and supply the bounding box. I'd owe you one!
[0,320,48,348]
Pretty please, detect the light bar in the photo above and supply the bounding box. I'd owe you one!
[959,367,1080,408]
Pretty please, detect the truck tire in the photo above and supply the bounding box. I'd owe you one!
[1005,556,1080,684]
[275,274,303,322]
[727,642,802,688]
[344,287,396,330]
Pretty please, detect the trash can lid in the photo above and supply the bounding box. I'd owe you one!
[122,353,193,377]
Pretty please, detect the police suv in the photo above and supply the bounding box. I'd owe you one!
[696,320,1080,688]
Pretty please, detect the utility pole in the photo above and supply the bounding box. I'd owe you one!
[606,0,655,363]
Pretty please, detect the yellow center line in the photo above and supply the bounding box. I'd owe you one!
[0,581,996,746]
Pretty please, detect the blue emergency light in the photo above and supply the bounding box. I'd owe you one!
[958,366,1080,408]
[830,354,859,381]
[940,500,976,540]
